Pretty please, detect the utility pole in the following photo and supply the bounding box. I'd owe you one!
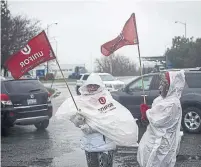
[46,26,49,74]
[175,21,187,38]
[46,23,58,74]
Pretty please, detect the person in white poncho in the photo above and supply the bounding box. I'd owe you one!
[57,73,138,167]
[137,70,186,167]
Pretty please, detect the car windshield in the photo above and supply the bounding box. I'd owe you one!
[83,75,89,80]
[4,80,45,94]
[99,74,116,81]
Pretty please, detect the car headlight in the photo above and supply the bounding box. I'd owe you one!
[105,84,113,88]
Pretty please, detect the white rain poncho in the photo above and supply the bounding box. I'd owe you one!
[56,73,138,152]
[137,70,186,167]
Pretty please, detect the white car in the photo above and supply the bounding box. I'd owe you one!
[76,73,125,95]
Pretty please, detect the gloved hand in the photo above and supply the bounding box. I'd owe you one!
[140,104,149,121]
[70,113,85,128]
[80,124,96,134]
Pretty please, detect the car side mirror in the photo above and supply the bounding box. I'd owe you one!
[123,86,128,92]
[125,87,135,94]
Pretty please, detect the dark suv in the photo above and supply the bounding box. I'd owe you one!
[111,70,201,133]
[1,78,53,135]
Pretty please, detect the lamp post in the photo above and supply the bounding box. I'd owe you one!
[49,37,58,88]
[46,23,58,74]
[50,37,58,56]
[175,21,186,38]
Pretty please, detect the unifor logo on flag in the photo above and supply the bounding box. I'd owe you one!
[4,31,56,79]
[21,44,31,55]
[101,13,139,56]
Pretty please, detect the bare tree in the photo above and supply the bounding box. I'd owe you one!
[1,1,41,76]
[7,15,41,56]
[95,54,139,76]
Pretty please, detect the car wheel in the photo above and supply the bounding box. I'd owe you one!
[182,107,201,133]
[34,120,49,130]
[76,86,81,95]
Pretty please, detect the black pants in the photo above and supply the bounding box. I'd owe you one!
[85,150,114,167]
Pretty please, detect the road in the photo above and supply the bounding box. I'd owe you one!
[1,84,201,167]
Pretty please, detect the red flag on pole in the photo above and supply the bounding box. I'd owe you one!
[4,31,56,79]
[101,13,138,56]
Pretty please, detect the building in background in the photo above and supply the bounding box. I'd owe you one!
[31,64,87,79]
[141,56,167,72]
[51,64,87,79]
[5,63,87,79]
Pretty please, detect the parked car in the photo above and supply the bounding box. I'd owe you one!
[1,78,53,136]
[76,73,125,95]
[111,70,201,133]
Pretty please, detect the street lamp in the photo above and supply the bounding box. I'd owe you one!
[50,37,58,56]
[46,22,58,74]
[49,37,58,88]
[46,23,58,37]
[175,21,186,38]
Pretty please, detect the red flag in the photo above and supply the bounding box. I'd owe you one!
[101,13,138,56]
[4,31,56,79]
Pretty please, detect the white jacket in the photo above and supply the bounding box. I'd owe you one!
[77,73,138,152]
[77,73,117,152]
[56,73,138,152]
[137,70,186,167]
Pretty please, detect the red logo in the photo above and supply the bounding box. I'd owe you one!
[99,97,106,104]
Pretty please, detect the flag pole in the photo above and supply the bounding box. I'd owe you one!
[43,31,79,111]
[133,13,146,104]
[55,59,79,111]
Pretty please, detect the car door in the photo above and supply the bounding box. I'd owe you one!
[120,75,155,119]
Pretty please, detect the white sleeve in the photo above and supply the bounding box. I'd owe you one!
[80,124,96,134]
[146,103,180,129]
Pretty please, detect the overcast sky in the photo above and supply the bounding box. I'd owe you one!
[9,0,201,70]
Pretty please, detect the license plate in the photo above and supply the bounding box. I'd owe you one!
[27,99,37,105]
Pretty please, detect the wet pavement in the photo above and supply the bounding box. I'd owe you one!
[1,85,201,167]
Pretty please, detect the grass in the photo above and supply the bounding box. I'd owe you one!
[41,78,77,83]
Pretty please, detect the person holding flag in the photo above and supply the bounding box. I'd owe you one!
[56,73,138,167]
[137,70,186,167]
[100,13,185,166]
[70,78,116,167]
